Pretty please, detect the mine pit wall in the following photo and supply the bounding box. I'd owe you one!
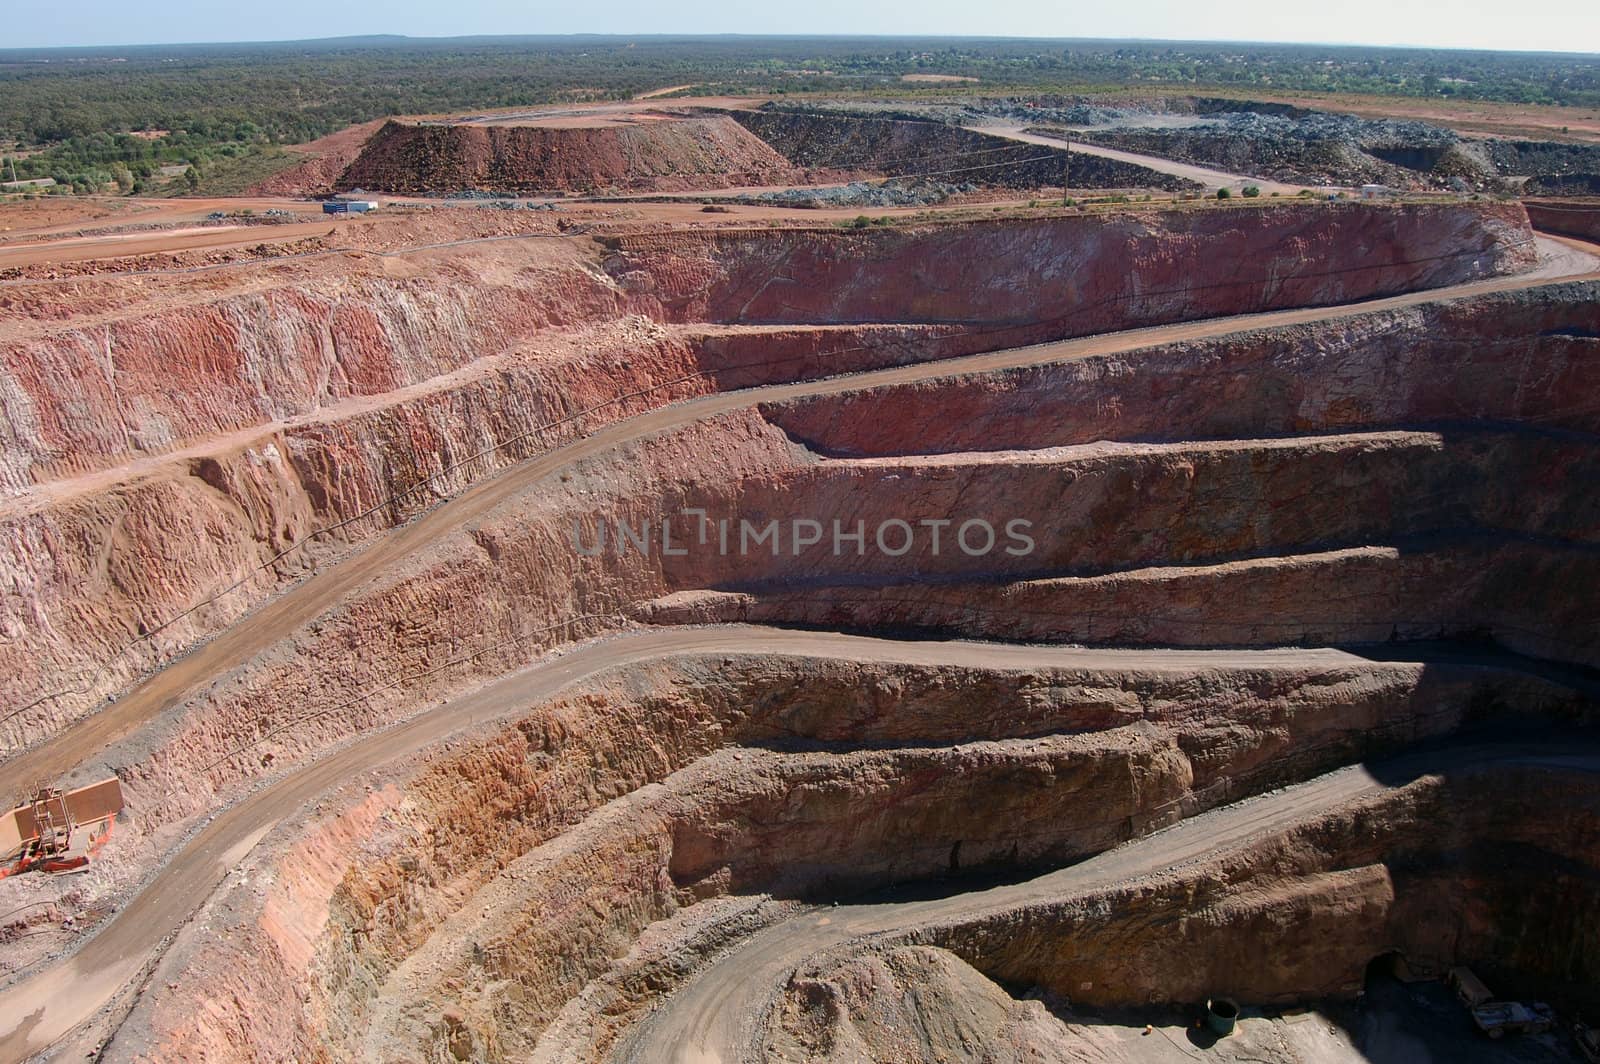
[602,202,1536,332]
[111,654,1595,1063]
[0,202,1543,490]
[0,318,1000,748]
[1525,200,1600,243]
[763,281,1600,458]
[711,537,1600,668]
[19,302,1590,853]
[91,412,803,823]
[0,240,625,489]
[3,243,633,733]
[3,202,1537,744]
[0,203,1538,490]
[95,399,1600,842]
[628,427,1600,583]
[54,290,1600,821]
[905,763,1600,1015]
[1073,126,1411,187]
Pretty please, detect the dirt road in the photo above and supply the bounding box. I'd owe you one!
[972,123,1310,195]
[456,96,762,126]
[609,740,1600,1064]
[0,196,327,243]
[634,84,697,100]
[0,627,1390,1060]
[0,220,334,270]
[3,234,1595,801]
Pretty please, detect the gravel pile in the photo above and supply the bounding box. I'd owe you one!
[982,102,1132,127]
[1206,110,1459,149]
[751,179,976,207]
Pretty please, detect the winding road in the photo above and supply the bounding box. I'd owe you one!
[609,740,1600,1064]
[0,229,1595,1061]
[0,628,1400,1059]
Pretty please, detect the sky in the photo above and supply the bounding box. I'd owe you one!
[4,0,1597,53]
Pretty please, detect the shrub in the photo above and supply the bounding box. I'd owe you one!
[1242,185,1260,198]
[1216,187,1232,199]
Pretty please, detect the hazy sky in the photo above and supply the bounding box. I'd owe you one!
[5,0,1597,53]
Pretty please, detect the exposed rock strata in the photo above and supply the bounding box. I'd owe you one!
[107,651,1596,1062]
[764,761,1600,1061]
[2,204,1536,743]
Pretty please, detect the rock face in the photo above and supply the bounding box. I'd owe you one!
[733,107,1196,190]
[4,196,1589,1064]
[695,281,1600,665]
[711,537,1599,666]
[248,119,387,197]
[1,203,1535,490]
[1,203,1534,745]
[603,202,1535,329]
[1524,199,1600,242]
[1066,111,1600,192]
[762,281,1600,456]
[917,762,1600,1012]
[766,761,1600,1062]
[107,651,1597,1063]
[335,114,806,194]
[767,945,1066,1064]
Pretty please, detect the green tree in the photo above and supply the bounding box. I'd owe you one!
[184,165,201,191]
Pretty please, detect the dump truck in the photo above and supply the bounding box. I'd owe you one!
[1472,1001,1555,1039]
[1448,966,1495,1008]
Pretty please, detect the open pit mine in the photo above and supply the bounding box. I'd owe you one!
[1,97,1599,1064]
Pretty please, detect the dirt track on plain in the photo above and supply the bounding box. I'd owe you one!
[0,220,335,269]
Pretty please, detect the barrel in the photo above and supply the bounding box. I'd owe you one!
[1206,998,1240,1037]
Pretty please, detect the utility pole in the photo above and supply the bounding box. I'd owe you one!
[1061,149,1070,206]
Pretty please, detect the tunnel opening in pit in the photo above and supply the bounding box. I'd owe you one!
[1364,950,1409,985]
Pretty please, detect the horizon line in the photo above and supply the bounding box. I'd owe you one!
[2,31,1597,58]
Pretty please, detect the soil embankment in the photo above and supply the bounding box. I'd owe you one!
[335,113,806,194]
